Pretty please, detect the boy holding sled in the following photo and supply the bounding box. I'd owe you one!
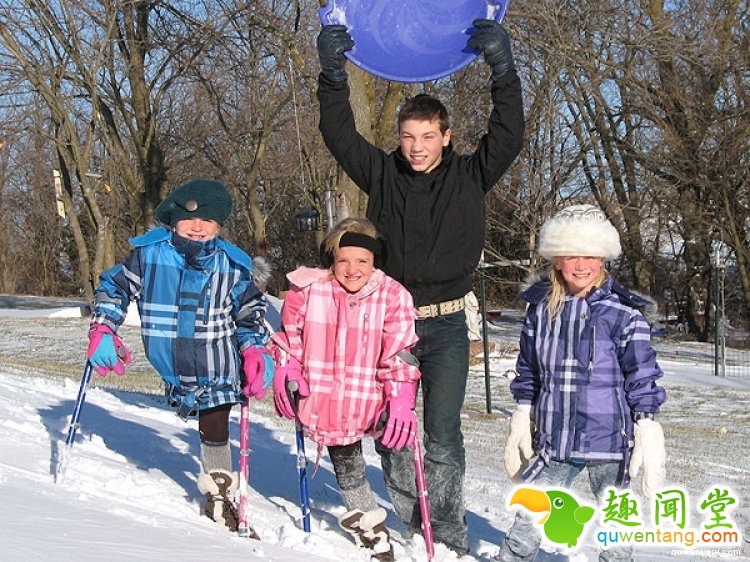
[315,18,525,556]
[87,178,274,533]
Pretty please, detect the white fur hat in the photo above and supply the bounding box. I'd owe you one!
[538,205,621,260]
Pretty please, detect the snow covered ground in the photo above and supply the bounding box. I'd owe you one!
[0,300,748,561]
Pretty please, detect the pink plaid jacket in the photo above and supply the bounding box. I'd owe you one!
[271,267,419,446]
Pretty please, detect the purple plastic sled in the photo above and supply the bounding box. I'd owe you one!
[319,0,508,83]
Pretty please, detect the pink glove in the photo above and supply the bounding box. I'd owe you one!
[242,346,275,400]
[381,381,418,450]
[273,357,309,419]
[87,324,132,377]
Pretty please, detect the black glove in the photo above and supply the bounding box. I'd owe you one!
[317,25,354,82]
[467,19,515,81]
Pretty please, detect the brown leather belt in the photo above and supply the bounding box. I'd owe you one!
[416,298,465,319]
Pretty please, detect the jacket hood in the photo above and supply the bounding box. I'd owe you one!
[250,255,272,291]
[521,273,619,306]
[287,266,386,299]
[610,285,659,324]
[287,266,331,288]
[519,270,657,320]
[519,270,552,304]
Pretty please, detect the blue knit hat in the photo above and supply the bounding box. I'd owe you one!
[155,179,233,226]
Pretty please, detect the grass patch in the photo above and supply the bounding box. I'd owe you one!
[0,356,163,394]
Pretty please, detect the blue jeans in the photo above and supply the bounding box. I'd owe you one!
[377,310,469,554]
[496,460,633,561]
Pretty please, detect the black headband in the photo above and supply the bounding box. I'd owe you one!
[320,232,386,269]
[339,232,382,256]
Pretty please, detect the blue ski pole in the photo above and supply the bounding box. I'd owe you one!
[288,380,311,532]
[56,361,94,483]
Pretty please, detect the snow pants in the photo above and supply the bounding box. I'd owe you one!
[376,310,469,555]
[328,440,379,513]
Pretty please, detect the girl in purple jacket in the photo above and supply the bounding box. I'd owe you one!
[497,205,667,562]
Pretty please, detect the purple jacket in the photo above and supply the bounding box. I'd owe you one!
[511,275,666,482]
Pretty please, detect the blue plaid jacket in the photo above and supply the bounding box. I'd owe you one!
[511,275,666,482]
[91,227,268,413]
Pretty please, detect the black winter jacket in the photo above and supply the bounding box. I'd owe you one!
[317,71,525,307]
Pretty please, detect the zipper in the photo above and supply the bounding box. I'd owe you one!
[203,282,211,325]
[615,384,628,440]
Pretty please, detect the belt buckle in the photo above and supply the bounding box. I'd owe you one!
[417,303,436,319]
[418,299,464,318]
[439,298,462,315]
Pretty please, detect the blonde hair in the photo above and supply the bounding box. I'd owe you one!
[546,265,608,319]
[323,217,378,265]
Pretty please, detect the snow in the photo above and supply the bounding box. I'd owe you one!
[0,301,749,562]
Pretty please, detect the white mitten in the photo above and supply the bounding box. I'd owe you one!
[629,418,666,498]
[504,404,534,480]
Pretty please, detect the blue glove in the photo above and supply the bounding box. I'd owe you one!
[467,19,515,81]
[87,324,131,376]
[242,346,275,400]
[89,333,118,369]
[317,25,354,82]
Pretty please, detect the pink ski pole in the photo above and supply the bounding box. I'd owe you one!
[414,434,435,560]
[237,400,258,538]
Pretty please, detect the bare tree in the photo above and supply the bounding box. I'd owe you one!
[0,1,235,297]
[0,0,747,334]
[0,3,118,300]
[507,0,749,337]
[629,0,749,336]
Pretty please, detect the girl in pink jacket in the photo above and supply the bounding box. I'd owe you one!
[271,218,420,562]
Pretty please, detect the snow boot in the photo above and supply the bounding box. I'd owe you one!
[197,469,239,532]
[338,507,395,562]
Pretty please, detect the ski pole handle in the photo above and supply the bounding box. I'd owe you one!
[286,380,300,414]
